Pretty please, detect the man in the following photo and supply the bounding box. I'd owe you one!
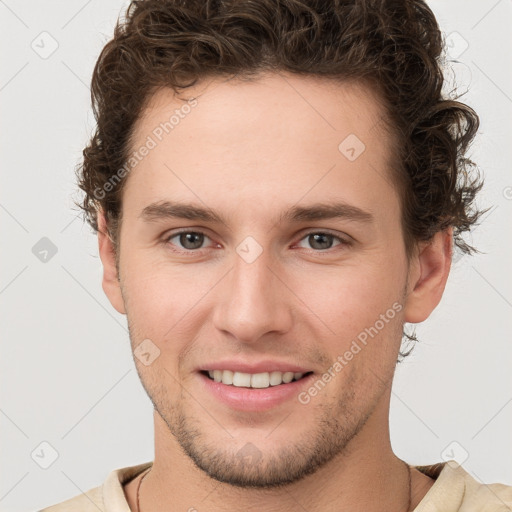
[40,0,511,511]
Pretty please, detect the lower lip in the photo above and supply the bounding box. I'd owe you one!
[198,372,315,412]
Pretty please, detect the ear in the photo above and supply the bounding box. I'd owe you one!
[403,228,453,323]
[97,210,126,315]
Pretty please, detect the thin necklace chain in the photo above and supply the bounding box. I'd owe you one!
[405,462,412,511]
[136,462,412,512]
[136,467,151,512]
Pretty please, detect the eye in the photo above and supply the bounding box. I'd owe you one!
[164,230,214,252]
[163,229,351,255]
[295,231,349,251]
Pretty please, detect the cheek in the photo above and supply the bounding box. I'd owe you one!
[125,275,168,318]
[122,265,181,344]
[291,257,405,352]
[122,262,215,366]
[301,259,403,313]
[123,246,191,313]
[124,273,187,391]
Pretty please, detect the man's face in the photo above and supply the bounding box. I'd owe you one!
[110,73,415,487]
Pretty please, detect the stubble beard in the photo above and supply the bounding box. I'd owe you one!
[142,369,386,489]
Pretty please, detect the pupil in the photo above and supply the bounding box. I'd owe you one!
[181,232,203,249]
[310,233,332,250]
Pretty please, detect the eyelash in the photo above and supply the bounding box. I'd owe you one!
[162,229,352,255]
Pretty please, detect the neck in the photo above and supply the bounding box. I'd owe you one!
[132,403,418,512]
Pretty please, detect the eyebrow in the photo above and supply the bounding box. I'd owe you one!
[139,200,375,225]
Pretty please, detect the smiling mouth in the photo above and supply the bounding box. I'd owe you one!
[200,370,314,389]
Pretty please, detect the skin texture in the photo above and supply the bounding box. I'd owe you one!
[98,72,451,511]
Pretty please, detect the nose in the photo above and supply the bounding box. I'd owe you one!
[212,246,293,344]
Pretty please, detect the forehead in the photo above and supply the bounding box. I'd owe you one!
[135,73,389,149]
[123,72,400,227]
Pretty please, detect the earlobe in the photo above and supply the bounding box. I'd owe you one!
[97,210,126,315]
[403,228,453,324]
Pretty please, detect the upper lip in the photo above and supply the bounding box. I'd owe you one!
[198,360,313,374]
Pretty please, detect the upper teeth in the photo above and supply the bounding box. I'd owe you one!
[207,370,305,388]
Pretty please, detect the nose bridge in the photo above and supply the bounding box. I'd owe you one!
[213,240,291,342]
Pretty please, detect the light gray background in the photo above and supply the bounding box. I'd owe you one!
[1,1,511,511]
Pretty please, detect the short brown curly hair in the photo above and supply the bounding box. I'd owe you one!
[77,0,485,267]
